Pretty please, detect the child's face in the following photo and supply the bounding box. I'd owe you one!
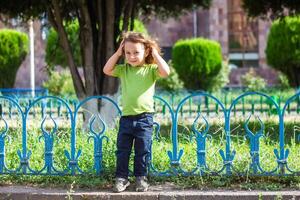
[124,41,148,66]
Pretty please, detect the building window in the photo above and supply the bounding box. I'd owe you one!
[228,0,259,68]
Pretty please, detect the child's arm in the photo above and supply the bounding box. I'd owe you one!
[151,48,170,78]
[103,40,124,76]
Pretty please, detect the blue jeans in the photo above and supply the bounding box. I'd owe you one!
[115,112,153,179]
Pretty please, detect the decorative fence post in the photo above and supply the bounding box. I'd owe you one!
[88,114,109,175]
[244,115,264,174]
[192,114,209,175]
[0,119,7,173]
[74,96,121,175]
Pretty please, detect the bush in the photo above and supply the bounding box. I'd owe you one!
[43,70,75,97]
[278,72,291,90]
[208,59,230,92]
[172,38,222,91]
[156,61,184,92]
[266,16,300,88]
[241,68,266,91]
[0,29,29,88]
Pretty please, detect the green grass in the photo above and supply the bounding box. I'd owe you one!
[1,122,300,190]
[1,102,300,190]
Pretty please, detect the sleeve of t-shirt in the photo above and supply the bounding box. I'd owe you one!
[112,64,125,77]
[151,64,161,80]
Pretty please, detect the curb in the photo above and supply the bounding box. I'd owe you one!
[0,186,299,200]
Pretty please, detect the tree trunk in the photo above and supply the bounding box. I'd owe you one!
[77,0,95,96]
[98,0,120,127]
[81,0,121,129]
[48,0,86,99]
[292,67,300,88]
[102,0,119,95]
[49,0,122,129]
[286,66,300,88]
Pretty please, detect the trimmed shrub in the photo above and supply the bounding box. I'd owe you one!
[0,29,29,88]
[266,16,300,88]
[172,38,222,91]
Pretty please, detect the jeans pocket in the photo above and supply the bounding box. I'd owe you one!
[137,115,153,130]
[146,115,153,126]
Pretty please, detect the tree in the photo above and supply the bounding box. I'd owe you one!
[242,0,300,87]
[45,19,148,71]
[265,16,300,87]
[242,0,300,19]
[0,0,211,100]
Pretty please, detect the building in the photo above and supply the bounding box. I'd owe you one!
[145,0,279,85]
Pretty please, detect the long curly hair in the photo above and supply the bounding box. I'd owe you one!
[121,31,161,64]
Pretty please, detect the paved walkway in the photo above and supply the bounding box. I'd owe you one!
[0,185,300,200]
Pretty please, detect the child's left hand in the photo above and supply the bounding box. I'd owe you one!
[151,46,159,57]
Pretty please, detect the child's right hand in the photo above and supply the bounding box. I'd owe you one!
[116,39,125,57]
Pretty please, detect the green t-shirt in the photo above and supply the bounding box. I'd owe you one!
[113,63,160,116]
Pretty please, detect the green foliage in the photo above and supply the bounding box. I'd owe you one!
[242,0,300,19]
[138,0,211,19]
[42,70,75,97]
[278,73,291,90]
[133,19,148,34]
[0,1,212,22]
[241,68,267,91]
[266,16,300,87]
[46,19,148,69]
[172,38,222,91]
[156,61,184,92]
[45,21,81,69]
[208,59,230,92]
[119,19,148,35]
[1,117,300,189]
[0,29,28,88]
[0,0,213,97]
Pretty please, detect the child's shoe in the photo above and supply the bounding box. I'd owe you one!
[135,176,149,192]
[113,177,130,193]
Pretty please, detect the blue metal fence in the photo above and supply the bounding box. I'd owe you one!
[0,88,48,98]
[0,91,299,176]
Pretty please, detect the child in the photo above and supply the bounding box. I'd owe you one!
[103,31,170,192]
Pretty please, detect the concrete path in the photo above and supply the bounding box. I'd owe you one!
[0,185,299,200]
